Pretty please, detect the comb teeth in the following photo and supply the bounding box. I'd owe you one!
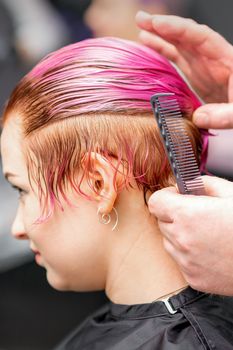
[151,93,205,195]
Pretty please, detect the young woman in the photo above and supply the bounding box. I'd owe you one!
[1,37,233,349]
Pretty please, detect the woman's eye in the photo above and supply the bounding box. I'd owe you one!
[11,185,26,198]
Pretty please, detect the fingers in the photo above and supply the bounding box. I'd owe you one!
[148,186,182,222]
[135,11,154,32]
[136,12,201,43]
[162,236,178,258]
[148,176,233,224]
[194,103,233,129]
[138,29,191,77]
[136,12,233,60]
[148,186,205,223]
[201,175,233,197]
[139,29,179,62]
[159,222,182,250]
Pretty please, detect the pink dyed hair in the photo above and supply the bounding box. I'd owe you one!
[2,37,208,221]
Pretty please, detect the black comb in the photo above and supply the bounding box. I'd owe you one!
[151,93,205,195]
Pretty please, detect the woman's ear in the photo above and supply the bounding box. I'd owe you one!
[81,152,123,214]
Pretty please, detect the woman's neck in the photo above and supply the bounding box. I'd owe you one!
[105,191,188,305]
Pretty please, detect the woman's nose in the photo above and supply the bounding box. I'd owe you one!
[11,208,28,240]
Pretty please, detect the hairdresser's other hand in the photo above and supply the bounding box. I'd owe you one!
[148,175,233,295]
[136,12,233,129]
[136,12,233,103]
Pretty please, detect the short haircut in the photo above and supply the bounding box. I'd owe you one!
[2,37,208,221]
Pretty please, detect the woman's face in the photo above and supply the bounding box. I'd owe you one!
[1,116,110,292]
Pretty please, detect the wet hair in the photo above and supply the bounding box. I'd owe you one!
[2,37,208,221]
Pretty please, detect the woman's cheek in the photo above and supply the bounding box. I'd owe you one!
[23,194,42,228]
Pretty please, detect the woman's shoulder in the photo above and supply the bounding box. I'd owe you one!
[53,289,233,350]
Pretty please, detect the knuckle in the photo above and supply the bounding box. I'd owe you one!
[187,18,197,25]
[177,236,191,252]
[176,229,196,252]
[199,24,211,33]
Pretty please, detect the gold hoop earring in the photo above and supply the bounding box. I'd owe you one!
[97,207,118,231]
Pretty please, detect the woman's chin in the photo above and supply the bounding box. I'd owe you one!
[46,271,71,291]
[46,269,105,292]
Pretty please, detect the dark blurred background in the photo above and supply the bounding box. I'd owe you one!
[1,1,233,349]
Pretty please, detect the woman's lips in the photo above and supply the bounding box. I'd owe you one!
[30,247,43,265]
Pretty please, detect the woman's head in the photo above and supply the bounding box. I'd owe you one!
[1,37,206,291]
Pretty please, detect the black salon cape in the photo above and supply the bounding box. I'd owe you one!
[55,287,233,350]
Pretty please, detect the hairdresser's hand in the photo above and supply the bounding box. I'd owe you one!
[148,176,233,295]
[136,12,233,129]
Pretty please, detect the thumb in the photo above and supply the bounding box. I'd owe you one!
[193,103,233,129]
[148,186,183,222]
[202,175,233,197]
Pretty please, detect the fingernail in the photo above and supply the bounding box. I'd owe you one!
[136,10,152,21]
